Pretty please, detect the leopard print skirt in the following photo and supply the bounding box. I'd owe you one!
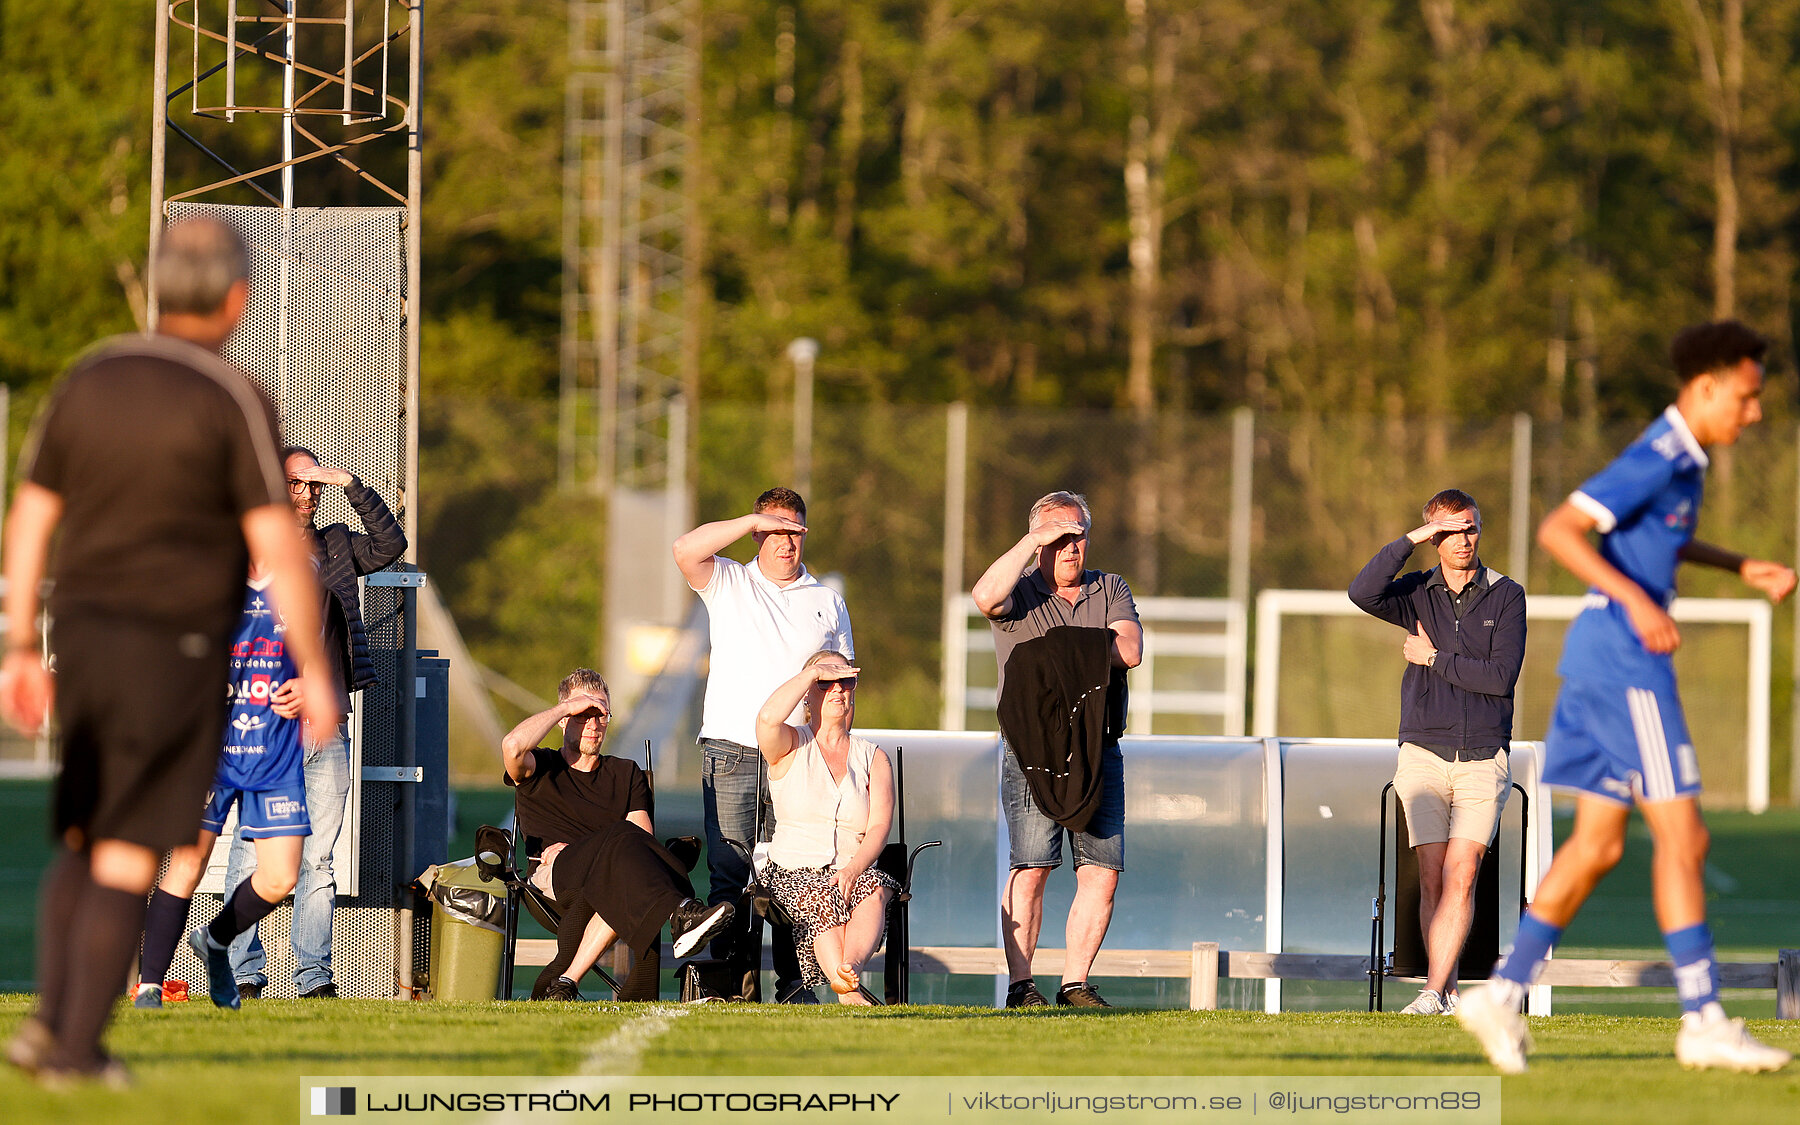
[762,859,900,988]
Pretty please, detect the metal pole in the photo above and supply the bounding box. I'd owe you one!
[396,585,419,994]
[939,402,969,731]
[147,2,172,328]
[665,396,689,616]
[1228,407,1253,606]
[1,384,9,538]
[1791,421,1800,805]
[404,1,423,561]
[282,3,296,207]
[597,0,626,495]
[397,4,424,996]
[277,5,296,408]
[1229,408,1254,737]
[1510,413,1533,583]
[789,337,818,497]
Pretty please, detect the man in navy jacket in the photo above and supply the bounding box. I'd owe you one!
[1349,488,1526,1016]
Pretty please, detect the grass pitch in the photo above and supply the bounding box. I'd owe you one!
[3,996,1797,1125]
[3,783,1798,1123]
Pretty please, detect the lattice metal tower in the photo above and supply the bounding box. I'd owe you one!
[563,0,700,706]
[561,0,698,493]
[147,1,434,999]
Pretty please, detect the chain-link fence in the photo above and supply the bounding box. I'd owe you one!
[10,398,1795,802]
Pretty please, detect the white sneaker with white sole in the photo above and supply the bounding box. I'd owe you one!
[1675,1012,1790,1073]
[1456,984,1532,1074]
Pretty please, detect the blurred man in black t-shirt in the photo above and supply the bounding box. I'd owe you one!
[1,217,338,1085]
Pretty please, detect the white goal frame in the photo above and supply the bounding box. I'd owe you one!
[1252,590,1773,812]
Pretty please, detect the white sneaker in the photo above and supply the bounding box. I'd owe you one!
[1443,991,1460,1015]
[1456,984,1532,1074]
[1400,989,1446,1015]
[1675,1013,1791,1073]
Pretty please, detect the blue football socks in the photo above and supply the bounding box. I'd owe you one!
[1664,923,1721,1014]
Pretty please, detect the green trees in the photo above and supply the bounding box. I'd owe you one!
[9,1,1800,749]
[10,2,1800,422]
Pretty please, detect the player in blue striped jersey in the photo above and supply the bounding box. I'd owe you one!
[1459,321,1794,1074]
[134,569,314,1010]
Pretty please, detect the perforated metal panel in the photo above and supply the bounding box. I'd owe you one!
[166,900,409,1000]
[160,201,416,997]
[163,202,408,530]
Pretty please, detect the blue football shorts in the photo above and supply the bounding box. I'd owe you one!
[1543,678,1701,805]
[200,781,312,838]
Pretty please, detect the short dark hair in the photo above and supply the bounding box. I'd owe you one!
[557,668,610,702]
[1422,489,1480,522]
[754,487,806,523]
[282,445,318,463]
[1671,320,1767,383]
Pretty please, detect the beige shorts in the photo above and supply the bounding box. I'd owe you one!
[1393,743,1510,847]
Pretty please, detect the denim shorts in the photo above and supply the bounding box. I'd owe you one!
[1000,739,1125,871]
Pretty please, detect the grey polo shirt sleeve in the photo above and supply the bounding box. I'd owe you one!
[1103,573,1140,627]
[990,573,1032,632]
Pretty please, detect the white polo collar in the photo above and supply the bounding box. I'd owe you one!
[747,557,818,592]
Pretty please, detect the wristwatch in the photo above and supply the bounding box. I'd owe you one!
[1426,650,1438,668]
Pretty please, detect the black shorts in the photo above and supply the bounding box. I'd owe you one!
[51,616,232,851]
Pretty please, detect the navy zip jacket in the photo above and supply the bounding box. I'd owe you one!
[1348,536,1526,752]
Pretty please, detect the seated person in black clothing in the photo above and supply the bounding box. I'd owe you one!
[501,668,733,1000]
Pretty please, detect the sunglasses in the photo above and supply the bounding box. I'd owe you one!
[818,676,858,689]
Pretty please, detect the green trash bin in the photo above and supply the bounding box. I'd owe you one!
[425,859,507,1000]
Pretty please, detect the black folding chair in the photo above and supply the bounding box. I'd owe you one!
[878,745,944,1004]
[1369,778,1529,1010]
[727,744,942,1004]
[476,744,696,1000]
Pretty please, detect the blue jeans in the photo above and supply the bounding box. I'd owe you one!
[1000,739,1126,871]
[700,738,772,906]
[225,729,350,993]
[700,738,801,992]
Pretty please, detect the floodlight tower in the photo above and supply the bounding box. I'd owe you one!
[562,0,701,708]
[147,2,438,998]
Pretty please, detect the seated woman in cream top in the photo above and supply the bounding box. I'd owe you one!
[754,649,898,1003]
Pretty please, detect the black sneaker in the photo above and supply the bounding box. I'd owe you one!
[237,983,262,1002]
[188,927,240,1010]
[1056,981,1112,1008]
[542,977,582,1002]
[1005,979,1050,1008]
[670,899,736,959]
[300,982,338,999]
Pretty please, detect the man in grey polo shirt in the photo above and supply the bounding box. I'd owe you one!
[972,490,1142,1009]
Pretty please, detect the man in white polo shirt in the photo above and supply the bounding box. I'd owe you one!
[673,487,854,1002]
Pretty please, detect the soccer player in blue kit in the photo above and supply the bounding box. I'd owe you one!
[1459,321,1795,1074]
[135,565,314,1010]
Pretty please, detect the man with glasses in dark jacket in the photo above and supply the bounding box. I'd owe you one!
[222,445,406,999]
[1349,489,1526,1017]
